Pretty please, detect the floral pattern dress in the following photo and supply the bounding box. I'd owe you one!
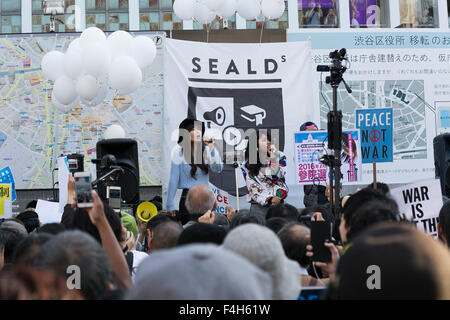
[241,151,288,206]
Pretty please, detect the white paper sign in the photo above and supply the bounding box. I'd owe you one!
[58,157,70,214]
[391,179,443,237]
[35,199,62,225]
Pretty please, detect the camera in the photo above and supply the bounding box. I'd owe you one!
[299,213,314,223]
[316,48,348,74]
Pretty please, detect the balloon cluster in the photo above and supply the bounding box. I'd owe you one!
[173,0,285,23]
[41,27,157,112]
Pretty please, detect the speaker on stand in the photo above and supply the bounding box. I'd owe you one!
[93,138,140,205]
[433,133,450,197]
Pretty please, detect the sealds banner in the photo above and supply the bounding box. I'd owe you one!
[163,39,315,211]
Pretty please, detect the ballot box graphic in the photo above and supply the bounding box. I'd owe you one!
[187,86,285,195]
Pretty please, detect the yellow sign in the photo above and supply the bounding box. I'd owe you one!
[0,184,11,200]
[0,200,4,216]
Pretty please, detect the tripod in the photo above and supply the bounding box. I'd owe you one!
[317,49,352,218]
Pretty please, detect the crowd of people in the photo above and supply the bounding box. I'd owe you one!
[1,173,450,300]
[1,118,450,300]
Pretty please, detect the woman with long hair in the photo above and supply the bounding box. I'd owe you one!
[166,118,223,224]
[241,130,288,218]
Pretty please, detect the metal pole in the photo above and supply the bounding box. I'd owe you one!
[332,82,342,217]
[234,166,240,212]
[373,162,377,189]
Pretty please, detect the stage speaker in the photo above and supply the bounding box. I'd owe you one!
[95,138,140,204]
[433,133,450,197]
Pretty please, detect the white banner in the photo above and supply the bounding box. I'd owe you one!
[391,178,442,237]
[289,31,448,185]
[163,39,314,211]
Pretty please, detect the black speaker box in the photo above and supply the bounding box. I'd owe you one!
[95,138,140,204]
[433,133,450,197]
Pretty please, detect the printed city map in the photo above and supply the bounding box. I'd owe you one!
[0,33,164,189]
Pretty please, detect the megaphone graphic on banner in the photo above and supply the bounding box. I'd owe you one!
[137,202,158,222]
[203,107,226,128]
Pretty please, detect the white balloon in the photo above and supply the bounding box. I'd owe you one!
[80,27,106,49]
[173,0,196,20]
[76,75,99,101]
[68,38,81,52]
[117,67,142,95]
[129,36,156,69]
[52,92,80,113]
[41,51,64,81]
[108,56,141,90]
[63,47,84,80]
[237,0,261,20]
[83,42,111,78]
[53,76,78,105]
[217,0,238,19]
[204,0,225,11]
[85,80,108,106]
[104,125,126,139]
[107,30,133,60]
[194,1,217,24]
[261,0,285,19]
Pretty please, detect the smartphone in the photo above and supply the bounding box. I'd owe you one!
[107,186,121,213]
[74,172,93,208]
[310,221,332,263]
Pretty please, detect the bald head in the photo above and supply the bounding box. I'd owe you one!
[185,184,215,218]
[278,222,311,268]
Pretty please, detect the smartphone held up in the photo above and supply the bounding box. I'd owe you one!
[310,220,332,263]
[74,172,93,208]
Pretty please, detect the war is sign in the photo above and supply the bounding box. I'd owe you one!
[356,108,393,163]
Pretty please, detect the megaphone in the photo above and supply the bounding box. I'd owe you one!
[203,107,226,128]
[136,202,158,222]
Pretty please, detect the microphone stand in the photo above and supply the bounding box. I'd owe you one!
[233,160,240,212]
[91,166,124,189]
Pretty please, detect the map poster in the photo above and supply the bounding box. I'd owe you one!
[0,32,165,189]
[294,130,362,185]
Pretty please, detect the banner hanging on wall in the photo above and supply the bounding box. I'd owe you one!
[163,39,314,211]
[288,30,446,184]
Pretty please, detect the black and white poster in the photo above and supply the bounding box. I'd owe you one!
[163,39,315,211]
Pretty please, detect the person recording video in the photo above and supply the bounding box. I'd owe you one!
[166,118,223,224]
[305,0,323,27]
[241,130,288,218]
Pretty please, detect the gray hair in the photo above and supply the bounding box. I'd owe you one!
[33,230,112,300]
[185,184,215,216]
[0,219,28,237]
